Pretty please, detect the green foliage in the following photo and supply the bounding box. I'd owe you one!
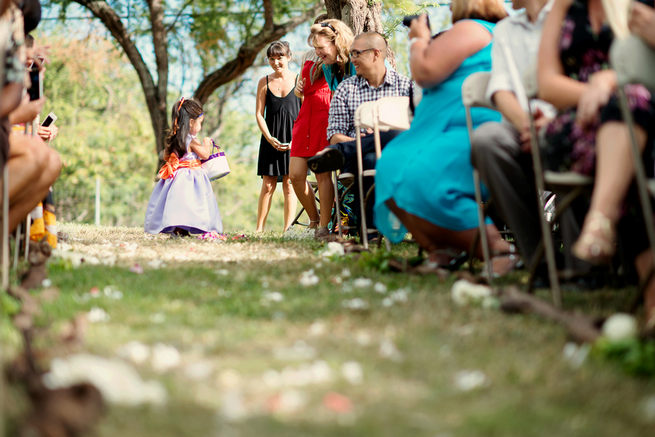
[41,31,157,226]
[594,337,655,377]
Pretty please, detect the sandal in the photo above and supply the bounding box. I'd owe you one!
[572,210,616,265]
[481,244,522,279]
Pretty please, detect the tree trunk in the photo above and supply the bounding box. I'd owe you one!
[323,0,394,67]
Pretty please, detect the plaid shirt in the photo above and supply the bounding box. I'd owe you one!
[326,68,413,141]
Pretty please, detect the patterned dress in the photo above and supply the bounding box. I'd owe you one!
[543,0,655,174]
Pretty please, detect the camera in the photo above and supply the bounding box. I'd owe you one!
[402,14,430,30]
[27,64,41,101]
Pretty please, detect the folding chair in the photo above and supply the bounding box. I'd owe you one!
[463,71,496,281]
[519,53,593,306]
[333,170,355,238]
[610,35,655,272]
[353,96,412,250]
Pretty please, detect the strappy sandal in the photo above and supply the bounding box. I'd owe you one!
[572,210,616,265]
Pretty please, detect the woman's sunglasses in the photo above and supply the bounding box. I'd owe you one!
[320,22,337,34]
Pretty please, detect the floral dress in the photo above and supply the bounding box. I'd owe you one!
[543,0,655,175]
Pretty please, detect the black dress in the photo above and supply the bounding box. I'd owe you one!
[257,75,301,179]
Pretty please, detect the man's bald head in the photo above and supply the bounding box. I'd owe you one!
[354,32,388,52]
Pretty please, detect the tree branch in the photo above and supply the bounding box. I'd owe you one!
[193,2,324,103]
[147,0,169,106]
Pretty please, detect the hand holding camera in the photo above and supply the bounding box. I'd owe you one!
[403,13,431,41]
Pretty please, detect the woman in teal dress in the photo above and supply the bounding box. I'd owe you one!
[374,0,514,272]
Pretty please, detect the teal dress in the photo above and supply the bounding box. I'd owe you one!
[374,19,500,243]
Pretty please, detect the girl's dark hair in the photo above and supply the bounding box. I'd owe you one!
[18,0,41,35]
[266,40,291,58]
[165,98,203,159]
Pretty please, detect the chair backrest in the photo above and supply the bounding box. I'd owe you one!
[461,72,493,110]
[356,96,411,132]
[611,35,655,89]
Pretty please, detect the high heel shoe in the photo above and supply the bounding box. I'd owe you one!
[572,210,616,265]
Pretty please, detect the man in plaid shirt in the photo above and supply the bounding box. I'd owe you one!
[308,32,412,237]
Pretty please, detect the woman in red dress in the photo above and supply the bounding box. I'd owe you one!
[289,19,354,238]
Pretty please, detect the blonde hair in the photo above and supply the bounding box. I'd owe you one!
[450,0,508,23]
[308,19,354,81]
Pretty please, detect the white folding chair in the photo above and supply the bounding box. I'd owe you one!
[610,35,655,275]
[354,96,411,250]
[463,71,496,281]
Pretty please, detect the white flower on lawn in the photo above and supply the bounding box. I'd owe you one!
[341,268,351,278]
[43,353,166,406]
[374,282,387,294]
[321,242,345,258]
[299,269,319,287]
[117,341,150,365]
[150,313,165,324]
[390,289,408,303]
[151,343,181,373]
[454,370,488,391]
[308,321,327,337]
[270,389,308,415]
[262,291,284,304]
[353,277,373,288]
[641,395,655,423]
[87,307,109,323]
[216,268,229,276]
[184,361,215,381]
[562,342,590,369]
[382,297,394,307]
[379,339,403,361]
[148,259,165,269]
[451,280,496,307]
[103,286,123,300]
[41,278,52,288]
[221,389,249,422]
[342,298,369,311]
[602,313,638,341]
[341,361,363,385]
[274,340,316,361]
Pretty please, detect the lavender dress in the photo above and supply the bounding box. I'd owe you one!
[144,135,223,234]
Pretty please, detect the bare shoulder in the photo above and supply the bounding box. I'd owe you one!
[438,20,493,52]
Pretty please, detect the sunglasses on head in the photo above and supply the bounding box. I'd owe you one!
[320,22,337,34]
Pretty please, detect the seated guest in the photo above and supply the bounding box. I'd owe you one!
[307,32,413,236]
[471,0,561,274]
[539,0,655,322]
[374,1,513,274]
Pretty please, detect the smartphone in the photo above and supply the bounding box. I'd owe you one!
[41,112,57,127]
[27,65,40,101]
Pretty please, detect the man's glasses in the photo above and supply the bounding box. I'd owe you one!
[349,48,376,59]
[320,22,337,34]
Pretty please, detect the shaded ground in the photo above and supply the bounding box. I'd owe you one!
[2,223,655,436]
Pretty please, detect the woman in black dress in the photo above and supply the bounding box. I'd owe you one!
[255,41,301,232]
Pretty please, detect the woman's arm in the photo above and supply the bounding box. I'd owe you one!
[190,137,212,160]
[255,76,282,150]
[408,18,492,89]
[537,0,587,109]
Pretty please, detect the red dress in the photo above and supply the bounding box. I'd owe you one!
[290,60,331,158]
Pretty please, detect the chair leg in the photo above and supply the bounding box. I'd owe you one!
[13,223,20,270]
[355,133,368,250]
[2,165,8,290]
[473,169,493,281]
[24,213,30,261]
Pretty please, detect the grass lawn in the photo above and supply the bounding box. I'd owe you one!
[2,223,655,436]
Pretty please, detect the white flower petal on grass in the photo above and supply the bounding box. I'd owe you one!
[151,343,181,373]
[321,242,345,258]
[451,280,496,307]
[221,389,248,422]
[299,269,319,287]
[117,341,150,365]
[103,286,123,300]
[640,395,655,423]
[310,360,333,384]
[382,297,394,307]
[216,268,229,276]
[341,361,363,385]
[88,307,109,323]
[561,342,590,369]
[379,339,403,361]
[374,282,387,294]
[341,268,351,278]
[262,291,284,304]
[308,321,327,337]
[355,330,372,346]
[268,389,308,415]
[390,289,408,303]
[43,353,166,406]
[342,298,369,311]
[150,313,166,324]
[274,340,316,361]
[184,361,215,381]
[148,259,165,269]
[454,370,488,392]
[41,278,52,288]
[352,277,373,288]
[602,313,638,341]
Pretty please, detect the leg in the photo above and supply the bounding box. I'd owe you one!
[574,122,648,262]
[282,175,297,232]
[256,175,277,232]
[635,249,655,327]
[289,157,319,227]
[8,134,61,232]
[315,171,334,228]
[385,198,512,269]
